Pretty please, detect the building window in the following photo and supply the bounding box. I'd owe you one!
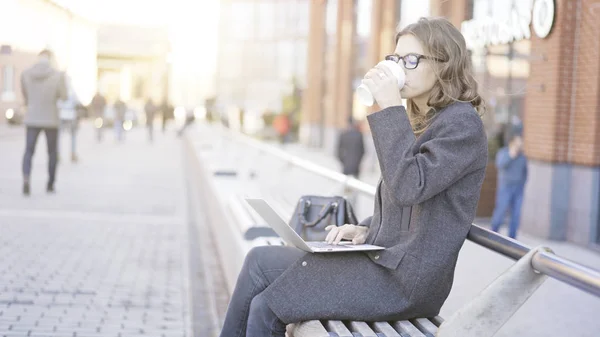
[2,65,15,101]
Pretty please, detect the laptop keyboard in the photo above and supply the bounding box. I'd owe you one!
[309,241,353,249]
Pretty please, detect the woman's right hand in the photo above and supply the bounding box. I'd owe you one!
[362,62,403,110]
[325,224,368,245]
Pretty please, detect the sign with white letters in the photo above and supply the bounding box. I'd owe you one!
[461,0,555,49]
[532,0,555,39]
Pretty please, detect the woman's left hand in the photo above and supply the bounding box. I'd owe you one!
[362,63,403,110]
[324,224,368,245]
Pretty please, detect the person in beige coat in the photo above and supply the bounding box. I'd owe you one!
[21,49,67,195]
[219,17,488,337]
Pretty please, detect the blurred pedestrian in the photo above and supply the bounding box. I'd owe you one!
[336,118,365,206]
[21,49,67,195]
[177,107,195,137]
[58,75,80,163]
[272,113,290,144]
[160,100,174,133]
[90,91,106,142]
[336,118,365,178]
[113,98,127,142]
[144,98,158,141]
[490,129,528,239]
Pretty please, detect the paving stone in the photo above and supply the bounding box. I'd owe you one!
[0,126,209,336]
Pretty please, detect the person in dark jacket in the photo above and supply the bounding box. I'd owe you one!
[490,130,528,238]
[219,17,488,336]
[21,49,67,195]
[113,98,127,142]
[160,100,174,133]
[336,119,365,178]
[90,91,107,142]
[144,98,158,142]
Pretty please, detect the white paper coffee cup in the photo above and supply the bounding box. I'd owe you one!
[357,60,406,107]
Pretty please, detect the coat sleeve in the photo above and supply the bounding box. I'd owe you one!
[367,105,487,206]
[358,215,372,227]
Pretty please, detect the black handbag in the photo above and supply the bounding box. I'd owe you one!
[289,195,359,241]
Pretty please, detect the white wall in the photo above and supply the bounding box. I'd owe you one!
[0,0,98,104]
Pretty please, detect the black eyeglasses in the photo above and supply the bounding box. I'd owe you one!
[385,53,446,70]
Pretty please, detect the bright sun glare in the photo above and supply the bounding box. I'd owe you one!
[55,0,220,70]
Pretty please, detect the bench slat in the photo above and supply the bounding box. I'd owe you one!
[289,320,330,337]
[392,321,426,337]
[348,321,377,337]
[372,322,402,336]
[430,316,444,327]
[411,318,437,337]
[325,320,353,337]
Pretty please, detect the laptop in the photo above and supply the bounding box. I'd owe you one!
[245,198,385,253]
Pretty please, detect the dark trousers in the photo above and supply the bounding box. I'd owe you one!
[491,183,525,239]
[220,246,304,337]
[22,127,58,183]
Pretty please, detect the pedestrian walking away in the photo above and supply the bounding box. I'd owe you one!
[21,49,68,196]
[113,98,127,142]
[336,118,366,205]
[90,91,107,142]
[58,74,81,163]
[145,98,158,142]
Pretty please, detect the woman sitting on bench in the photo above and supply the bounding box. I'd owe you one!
[219,17,488,337]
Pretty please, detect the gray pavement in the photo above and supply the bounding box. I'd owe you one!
[0,123,221,337]
[190,122,600,337]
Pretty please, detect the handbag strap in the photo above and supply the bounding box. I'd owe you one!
[300,201,338,227]
[344,200,358,225]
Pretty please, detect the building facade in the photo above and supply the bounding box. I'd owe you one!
[96,24,171,111]
[215,0,310,131]
[0,0,98,119]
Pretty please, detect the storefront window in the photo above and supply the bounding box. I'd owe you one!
[257,2,275,40]
[466,0,532,154]
[230,2,255,40]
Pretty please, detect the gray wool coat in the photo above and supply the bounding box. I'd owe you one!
[263,102,488,324]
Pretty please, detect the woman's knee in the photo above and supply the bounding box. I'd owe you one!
[245,246,273,263]
[244,246,273,272]
[247,292,285,334]
[243,246,300,288]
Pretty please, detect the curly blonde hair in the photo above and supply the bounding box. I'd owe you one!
[396,17,485,134]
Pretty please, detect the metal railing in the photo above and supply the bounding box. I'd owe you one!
[225,127,600,298]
